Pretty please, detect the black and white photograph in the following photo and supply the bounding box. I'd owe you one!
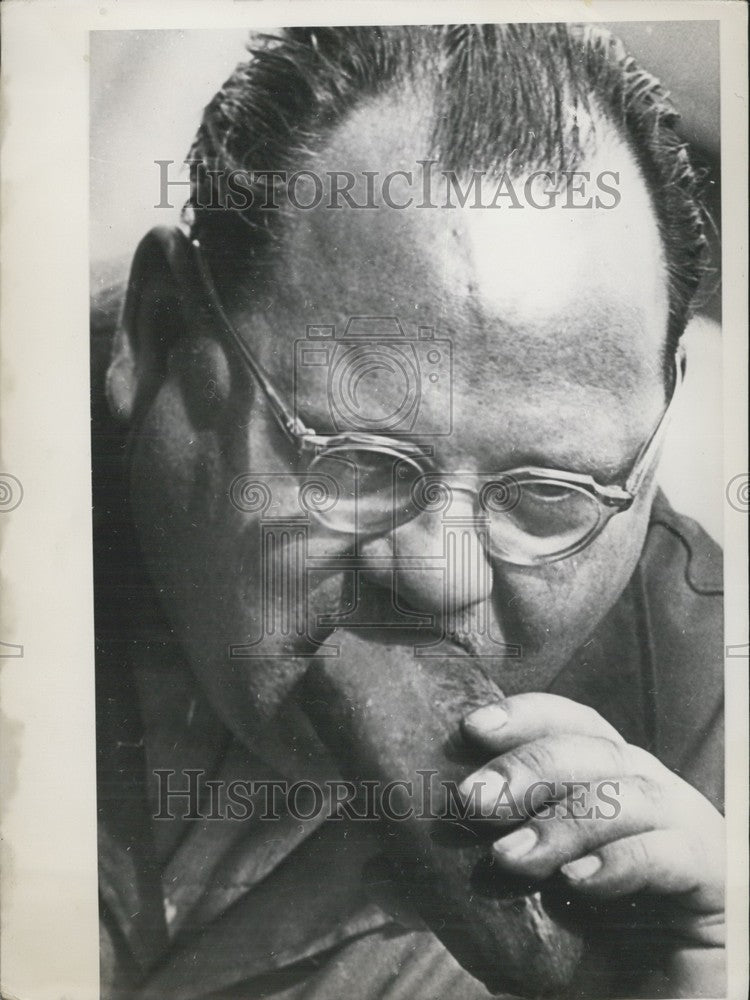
[1,3,747,999]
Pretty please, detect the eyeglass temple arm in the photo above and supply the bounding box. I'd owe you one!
[190,238,314,447]
[624,345,686,496]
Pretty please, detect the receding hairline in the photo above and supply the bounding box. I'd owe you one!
[188,23,709,370]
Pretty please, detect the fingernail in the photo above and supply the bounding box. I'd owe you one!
[493,825,538,859]
[458,769,506,813]
[463,703,508,734]
[561,855,602,881]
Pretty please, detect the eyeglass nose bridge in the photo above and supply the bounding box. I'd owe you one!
[405,472,523,522]
[318,471,521,547]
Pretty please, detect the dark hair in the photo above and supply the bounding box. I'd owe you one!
[188,24,709,360]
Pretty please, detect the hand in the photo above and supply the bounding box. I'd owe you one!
[459,694,725,996]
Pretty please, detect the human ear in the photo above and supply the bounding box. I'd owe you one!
[105,226,196,424]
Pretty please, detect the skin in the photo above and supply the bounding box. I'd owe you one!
[460,698,724,997]
[107,94,724,994]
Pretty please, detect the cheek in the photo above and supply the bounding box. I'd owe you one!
[128,374,243,614]
[167,337,233,427]
[126,381,359,739]
[495,486,654,658]
[126,372,351,631]
[130,337,249,548]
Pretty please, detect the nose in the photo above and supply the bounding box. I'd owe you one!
[360,487,495,619]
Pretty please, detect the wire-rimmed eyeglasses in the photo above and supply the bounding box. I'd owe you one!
[189,230,683,566]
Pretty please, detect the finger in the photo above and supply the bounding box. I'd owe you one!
[462,693,624,753]
[559,830,725,929]
[488,773,670,878]
[458,734,654,820]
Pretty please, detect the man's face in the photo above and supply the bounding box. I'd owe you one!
[122,102,669,747]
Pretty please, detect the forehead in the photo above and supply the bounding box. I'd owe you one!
[263,96,669,469]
